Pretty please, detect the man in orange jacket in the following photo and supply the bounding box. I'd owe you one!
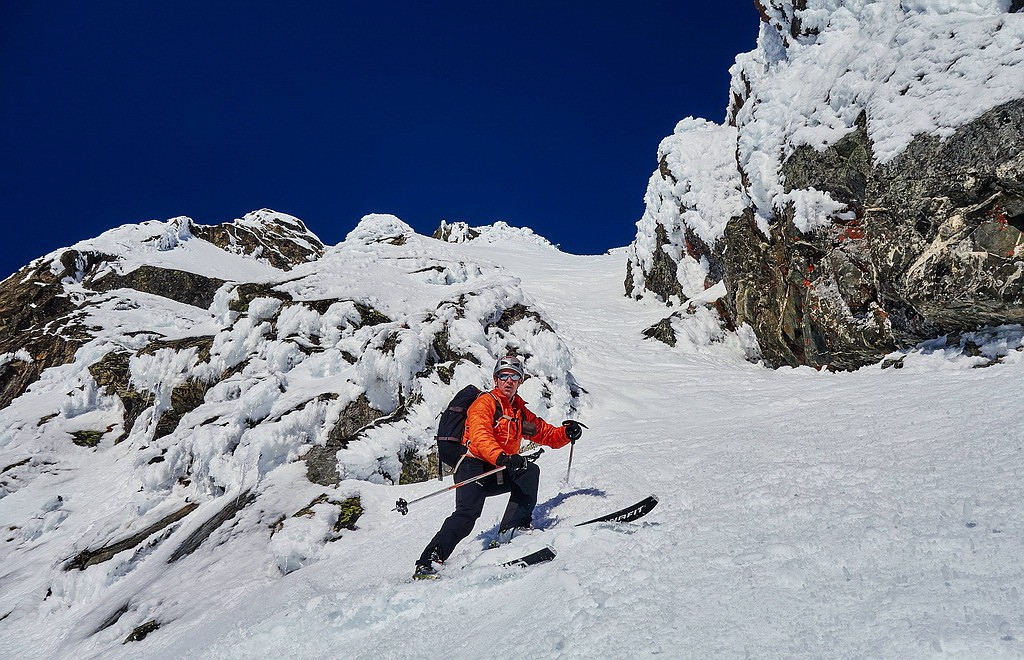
[414,354,583,579]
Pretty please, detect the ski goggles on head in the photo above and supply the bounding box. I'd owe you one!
[496,372,522,382]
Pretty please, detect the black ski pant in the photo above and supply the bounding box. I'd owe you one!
[418,456,539,565]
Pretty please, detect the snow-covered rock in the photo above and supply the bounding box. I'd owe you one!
[625,118,745,304]
[0,211,580,654]
[629,0,1024,370]
[434,219,557,249]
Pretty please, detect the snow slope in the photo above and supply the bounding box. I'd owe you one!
[3,230,1013,658]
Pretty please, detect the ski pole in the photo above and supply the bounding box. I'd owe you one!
[393,448,544,515]
[394,465,504,515]
[562,421,587,482]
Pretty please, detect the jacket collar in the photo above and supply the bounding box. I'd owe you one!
[490,387,521,410]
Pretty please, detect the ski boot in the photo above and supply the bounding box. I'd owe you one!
[413,563,440,580]
[413,549,444,580]
[489,524,533,549]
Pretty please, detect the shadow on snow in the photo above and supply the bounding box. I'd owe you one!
[475,487,607,549]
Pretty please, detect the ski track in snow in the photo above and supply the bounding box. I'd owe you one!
[4,240,1023,659]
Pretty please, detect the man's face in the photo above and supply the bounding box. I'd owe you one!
[494,370,522,398]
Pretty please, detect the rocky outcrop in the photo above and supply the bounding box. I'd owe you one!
[723,100,1024,370]
[167,492,255,563]
[0,212,325,410]
[288,494,363,534]
[124,621,160,644]
[0,253,104,409]
[628,1,1024,370]
[0,212,578,645]
[0,217,580,652]
[3,212,578,495]
[872,101,1024,329]
[433,221,481,243]
[642,316,679,347]
[92,266,227,309]
[191,210,325,270]
[88,350,152,443]
[65,502,199,571]
[625,119,744,305]
[305,395,389,486]
[488,303,556,335]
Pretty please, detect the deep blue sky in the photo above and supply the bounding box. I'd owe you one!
[1,2,760,278]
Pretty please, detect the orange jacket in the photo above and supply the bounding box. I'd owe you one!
[464,388,570,465]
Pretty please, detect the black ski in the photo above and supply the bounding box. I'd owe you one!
[574,495,658,527]
[501,546,556,568]
[488,494,659,547]
[465,495,658,576]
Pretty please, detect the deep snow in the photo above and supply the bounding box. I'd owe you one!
[3,230,1018,658]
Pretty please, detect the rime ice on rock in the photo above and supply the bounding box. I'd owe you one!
[630,0,1024,370]
[0,211,580,653]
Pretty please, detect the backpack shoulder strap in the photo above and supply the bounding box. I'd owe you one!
[464,391,505,458]
[486,391,504,425]
[487,390,503,421]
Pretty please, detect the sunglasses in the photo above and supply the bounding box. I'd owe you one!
[496,372,522,382]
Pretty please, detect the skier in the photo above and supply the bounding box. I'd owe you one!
[413,354,583,579]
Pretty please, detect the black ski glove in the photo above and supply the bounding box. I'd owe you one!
[562,420,584,442]
[497,452,528,474]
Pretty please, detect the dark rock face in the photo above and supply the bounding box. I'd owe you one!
[288,494,363,534]
[302,448,344,487]
[640,224,688,304]
[65,502,199,571]
[626,223,729,306]
[0,255,101,409]
[93,266,227,309]
[722,209,895,370]
[167,491,255,563]
[88,351,151,443]
[631,98,1024,370]
[643,316,678,347]
[153,378,215,440]
[0,212,324,421]
[305,394,389,486]
[783,111,873,210]
[722,99,1024,369]
[488,303,556,335]
[873,101,1024,329]
[399,445,438,485]
[432,221,481,243]
[191,210,325,270]
[124,621,160,644]
[228,282,292,314]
